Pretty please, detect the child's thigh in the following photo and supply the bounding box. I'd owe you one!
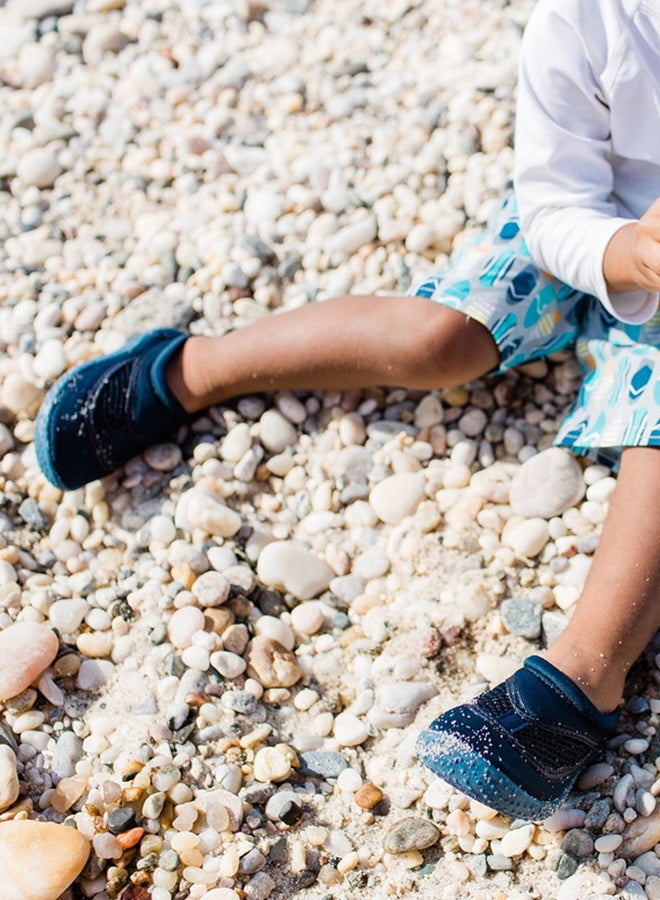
[409,193,587,374]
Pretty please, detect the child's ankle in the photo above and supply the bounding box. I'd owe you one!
[165,337,213,414]
[543,644,624,715]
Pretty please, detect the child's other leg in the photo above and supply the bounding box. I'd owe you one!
[417,446,660,820]
[545,445,660,712]
[35,295,499,490]
[166,295,499,412]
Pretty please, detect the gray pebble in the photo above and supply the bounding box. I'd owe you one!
[541,610,569,647]
[221,691,258,714]
[111,288,195,333]
[279,256,302,279]
[500,598,543,639]
[267,837,287,863]
[241,782,278,806]
[159,849,180,872]
[469,855,488,877]
[584,798,611,831]
[243,235,276,264]
[384,817,440,854]
[166,654,187,679]
[300,751,349,779]
[332,612,351,630]
[18,498,47,530]
[556,853,579,879]
[239,848,267,875]
[560,828,594,859]
[603,811,625,834]
[243,871,277,900]
[108,806,137,834]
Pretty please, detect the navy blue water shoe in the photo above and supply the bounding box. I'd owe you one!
[416,655,619,820]
[34,328,192,491]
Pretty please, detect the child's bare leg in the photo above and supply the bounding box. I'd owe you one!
[417,447,657,819]
[545,445,660,712]
[35,293,499,490]
[166,294,500,412]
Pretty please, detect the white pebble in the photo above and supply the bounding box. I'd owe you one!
[258,409,298,453]
[290,602,325,635]
[594,834,623,853]
[254,616,295,651]
[181,646,210,671]
[333,712,369,747]
[210,651,246,679]
[502,517,549,558]
[500,824,535,857]
[17,148,62,188]
[625,739,650,755]
[167,607,206,649]
[257,541,333,601]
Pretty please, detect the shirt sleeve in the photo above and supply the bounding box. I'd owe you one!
[513,0,659,324]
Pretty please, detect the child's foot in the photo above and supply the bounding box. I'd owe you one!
[34,328,194,491]
[416,655,619,820]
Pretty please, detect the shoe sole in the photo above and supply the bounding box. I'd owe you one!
[34,329,182,491]
[416,730,572,821]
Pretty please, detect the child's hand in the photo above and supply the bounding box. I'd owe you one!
[631,198,660,290]
[604,197,660,295]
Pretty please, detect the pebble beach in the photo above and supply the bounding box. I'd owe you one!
[2,0,660,898]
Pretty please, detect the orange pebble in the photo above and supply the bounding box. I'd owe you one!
[171,563,196,589]
[354,783,384,810]
[117,827,144,849]
[179,847,204,867]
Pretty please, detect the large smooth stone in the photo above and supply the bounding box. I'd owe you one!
[509,449,585,518]
[0,820,90,900]
[257,541,333,601]
[0,622,59,700]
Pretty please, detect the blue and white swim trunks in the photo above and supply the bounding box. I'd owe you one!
[410,193,660,467]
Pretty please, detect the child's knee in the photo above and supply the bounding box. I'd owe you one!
[417,304,499,385]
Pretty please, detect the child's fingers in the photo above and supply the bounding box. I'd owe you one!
[641,197,660,238]
[635,200,660,285]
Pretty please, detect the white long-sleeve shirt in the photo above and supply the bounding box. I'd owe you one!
[514,0,660,324]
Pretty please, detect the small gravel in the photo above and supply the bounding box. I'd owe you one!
[0,0,658,898]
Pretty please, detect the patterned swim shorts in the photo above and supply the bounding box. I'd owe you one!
[409,192,660,467]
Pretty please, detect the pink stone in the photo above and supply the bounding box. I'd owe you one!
[0,622,59,701]
[92,831,123,860]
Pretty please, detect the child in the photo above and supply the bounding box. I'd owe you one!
[35,0,660,820]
